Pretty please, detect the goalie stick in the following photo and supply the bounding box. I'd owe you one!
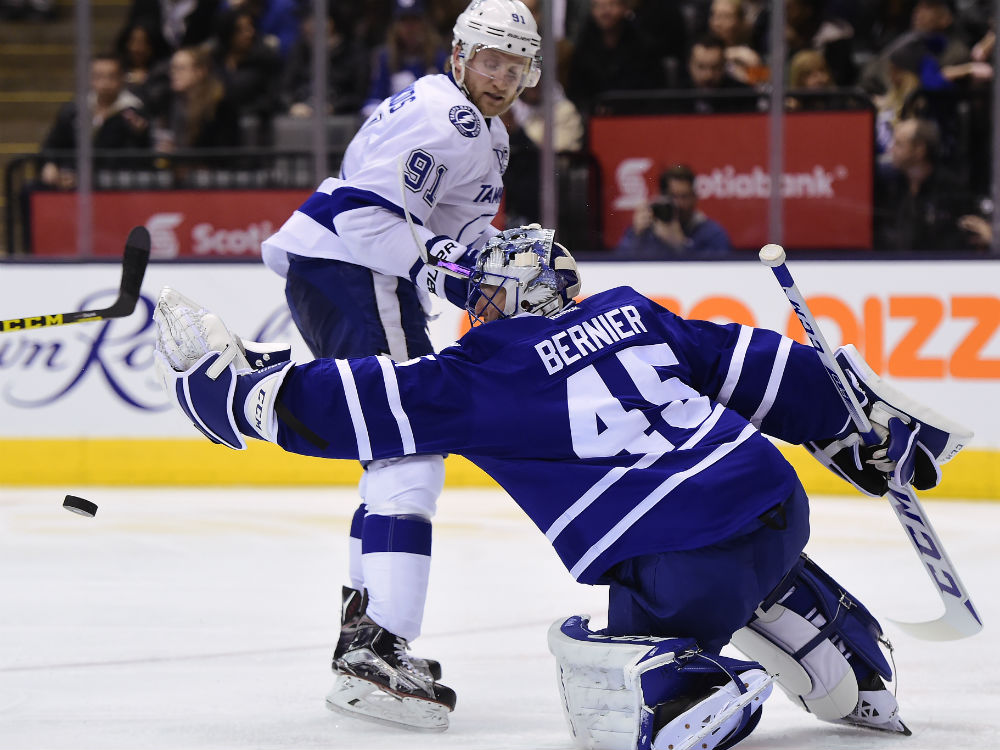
[1,226,150,333]
[759,243,982,641]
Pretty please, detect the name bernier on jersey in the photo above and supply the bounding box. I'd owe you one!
[534,305,648,375]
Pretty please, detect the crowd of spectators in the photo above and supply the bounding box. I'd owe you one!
[21,0,1000,253]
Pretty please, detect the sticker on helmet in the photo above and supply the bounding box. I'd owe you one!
[449,105,481,138]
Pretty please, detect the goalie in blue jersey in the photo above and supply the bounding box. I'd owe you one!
[153,225,968,747]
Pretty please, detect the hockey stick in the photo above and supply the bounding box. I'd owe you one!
[1,226,151,333]
[759,243,982,641]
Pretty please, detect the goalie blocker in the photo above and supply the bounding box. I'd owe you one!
[804,345,972,497]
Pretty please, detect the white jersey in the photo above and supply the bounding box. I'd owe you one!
[261,73,509,293]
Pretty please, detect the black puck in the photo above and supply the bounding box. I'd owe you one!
[63,494,98,517]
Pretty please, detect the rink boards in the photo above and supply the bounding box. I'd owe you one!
[0,259,997,498]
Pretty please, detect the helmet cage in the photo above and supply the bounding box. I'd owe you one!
[466,226,574,326]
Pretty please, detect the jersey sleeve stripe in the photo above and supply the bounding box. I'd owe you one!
[749,336,792,428]
[298,186,423,236]
[336,359,373,461]
[716,326,753,404]
[544,451,664,543]
[376,356,416,454]
[568,423,757,580]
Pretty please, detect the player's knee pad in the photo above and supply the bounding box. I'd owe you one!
[360,454,444,519]
[730,553,893,722]
[548,615,772,750]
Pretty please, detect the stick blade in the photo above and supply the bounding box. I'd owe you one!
[889,612,983,641]
[114,226,151,315]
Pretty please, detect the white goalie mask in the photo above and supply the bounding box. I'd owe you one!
[466,224,581,325]
[452,0,542,96]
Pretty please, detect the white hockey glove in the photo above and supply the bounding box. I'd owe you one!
[805,345,973,497]
[153,287,293,449]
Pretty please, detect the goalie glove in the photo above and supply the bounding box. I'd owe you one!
[804,345,973,497]
[153,287,293,449]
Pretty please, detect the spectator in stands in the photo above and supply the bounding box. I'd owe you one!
[361,0,448,117]
[566,0,666,115]
[212,7,282,143]
[677,33,757,113]
[500,80,585,228]
[153,45,240,151]
[753,0,857,86]
[786,48,836,109]
[282,5,368,118]
[708,0,764,85]
[957,213,993,250]
[39,54,151,189]
[872,41,922,161]
[224,0,300,58]
[860,0,971,96]
[874,117,978,251]
[127,0,221,50]
[115,19,173,106]
[615,164,732,258]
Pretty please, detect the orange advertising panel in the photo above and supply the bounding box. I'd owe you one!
[31,190,308,258]
[590,110,874,250]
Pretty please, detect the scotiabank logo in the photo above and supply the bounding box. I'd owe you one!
[146,213,271,257]
[696,165,848,199]
[191,221,273,256]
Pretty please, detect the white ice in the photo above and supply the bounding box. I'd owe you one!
[1,486,998,750]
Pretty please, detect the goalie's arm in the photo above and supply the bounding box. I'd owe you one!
[667,315,853,444]
[262,354,475,460]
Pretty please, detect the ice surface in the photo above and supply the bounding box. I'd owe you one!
[1,486,997,749]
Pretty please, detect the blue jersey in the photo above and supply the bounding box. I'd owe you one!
[274,287,851,584]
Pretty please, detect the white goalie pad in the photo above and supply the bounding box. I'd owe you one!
[731,604,857,721]
[547,616,771,750]
[547,617,662,750]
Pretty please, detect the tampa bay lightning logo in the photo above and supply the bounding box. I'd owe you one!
[449,105,481,138]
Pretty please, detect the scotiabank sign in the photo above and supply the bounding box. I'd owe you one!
[31,190,306,258]
[590,110,873,250]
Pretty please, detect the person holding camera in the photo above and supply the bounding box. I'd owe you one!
[615,164,733,257]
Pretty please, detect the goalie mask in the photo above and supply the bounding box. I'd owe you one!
[452,0,542,97]
[466,224,581,325]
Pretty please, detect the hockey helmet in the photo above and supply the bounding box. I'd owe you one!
[452,0,542,95]
[467,224,581,325]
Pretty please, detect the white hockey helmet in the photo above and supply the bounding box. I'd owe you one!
[452,0,542,94]
[467,224,581,324]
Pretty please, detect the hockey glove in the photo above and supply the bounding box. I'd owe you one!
[153,286,293,448]
[804,345,972,497]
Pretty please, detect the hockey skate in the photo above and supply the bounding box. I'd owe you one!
[651,668,774,750]
[326,616,456,731]
[332,587,442,680]
[836,674,911,736]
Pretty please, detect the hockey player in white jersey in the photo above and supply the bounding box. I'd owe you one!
[255,0,542,729]
[154,225,971,749]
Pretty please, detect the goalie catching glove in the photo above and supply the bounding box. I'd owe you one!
[804,345,973,497]
[152,287,293,449]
